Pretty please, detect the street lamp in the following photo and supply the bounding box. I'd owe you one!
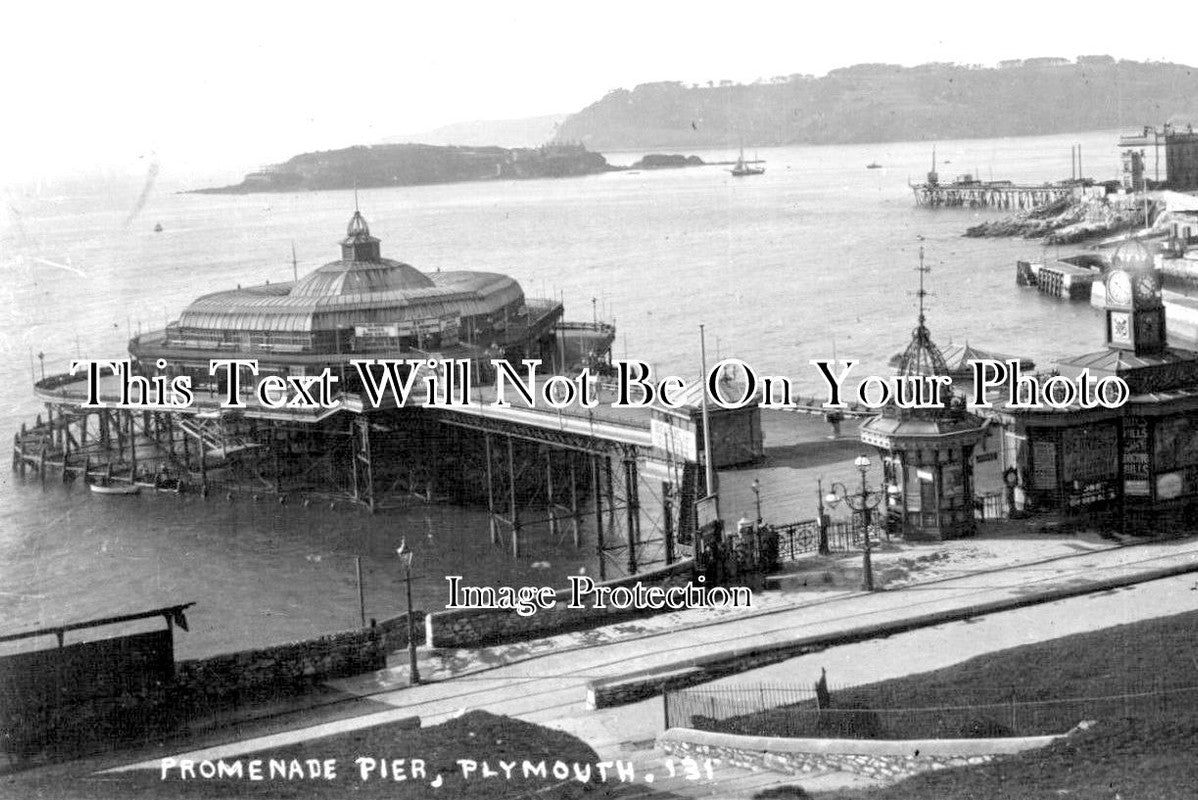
[824,455,883,591]
[396,539,420,685]
[751,478,762,524]
[816,476,830,556]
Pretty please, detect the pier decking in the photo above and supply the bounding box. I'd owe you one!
[913,182,1076,209]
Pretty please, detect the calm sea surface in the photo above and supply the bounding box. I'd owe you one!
[0,129,1154,656]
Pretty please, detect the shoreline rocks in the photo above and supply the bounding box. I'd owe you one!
[964,195,1148,245]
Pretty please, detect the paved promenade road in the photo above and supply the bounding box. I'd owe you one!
[107,536,1198,787]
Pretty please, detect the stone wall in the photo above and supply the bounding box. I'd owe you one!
[658,727,1068,783]
[426,560,696,648]
[175,612,423,705]
[588,642,826,709]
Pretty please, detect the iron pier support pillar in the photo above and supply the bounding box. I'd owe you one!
[570,459,581,548]
[605,456,616,551]
[663,480,675,564]
[128,411,137,478]
[355,415,374,514]
[592,453,606,581]
[624,452,639,575]
[273,424,282,495]
[507,435,520,559]
[349,417,360,503]
[545,448,557,539]
[198,435,207,495]
[484,433,498,545]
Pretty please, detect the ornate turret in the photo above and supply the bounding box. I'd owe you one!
[859,247,988,541]
[341,210,382,262]
[891,246,951,416]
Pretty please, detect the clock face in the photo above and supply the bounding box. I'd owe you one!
[1107,271,1133,306]
[1136,274,1160,302]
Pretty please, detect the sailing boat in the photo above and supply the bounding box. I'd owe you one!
[730,144,764,177]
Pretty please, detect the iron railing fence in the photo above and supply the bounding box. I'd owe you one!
[664,681,1198,740]
[771,517,889,563]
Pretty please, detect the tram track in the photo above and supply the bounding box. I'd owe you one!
[109,538,1198,770]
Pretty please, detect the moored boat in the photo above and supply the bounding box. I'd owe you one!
[89,482,140,495]
[730,144,764,177]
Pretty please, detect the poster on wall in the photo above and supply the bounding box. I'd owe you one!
[1032,440,1058,490]
[1124,416,1151,496]
[1153,415,1198,473]
[1062,423,1118,483]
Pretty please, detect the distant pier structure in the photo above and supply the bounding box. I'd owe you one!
[911,145,1077,209]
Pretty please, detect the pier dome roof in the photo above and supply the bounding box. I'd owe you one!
[290,257,436,297]
[289,210,436,297]
[171,210,524,334]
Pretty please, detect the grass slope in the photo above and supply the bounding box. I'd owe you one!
[813,607,1198,799]
[3,712,605,800]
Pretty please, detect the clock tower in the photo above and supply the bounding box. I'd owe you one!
[1104,240,1165,355]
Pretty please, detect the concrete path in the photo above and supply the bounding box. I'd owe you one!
[104,534,1198,790]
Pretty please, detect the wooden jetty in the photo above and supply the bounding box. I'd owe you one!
[910,147,1078,209]
[914,180,1077,209]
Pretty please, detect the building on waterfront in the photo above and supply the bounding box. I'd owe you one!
[859,259,989,540]
[1119,124,1198,191]
[978,241,1198,532]
[859,240,1198,537]
[129,210,614,391]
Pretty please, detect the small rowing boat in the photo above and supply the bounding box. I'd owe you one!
[89,482,140,495]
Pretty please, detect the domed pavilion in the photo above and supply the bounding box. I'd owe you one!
[130,210,574,391]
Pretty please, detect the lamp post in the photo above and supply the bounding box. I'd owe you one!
[825,455,883,591]
[751,478,762,524]
[396,539,420,685]
[816,476,829,556]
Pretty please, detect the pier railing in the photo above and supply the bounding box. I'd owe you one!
[771,518,866,561]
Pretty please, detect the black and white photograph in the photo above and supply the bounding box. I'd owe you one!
[4,2,1198,797]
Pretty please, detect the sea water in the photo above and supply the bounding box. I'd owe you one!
[0,128,1151,655]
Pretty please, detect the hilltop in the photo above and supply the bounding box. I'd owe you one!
[553,57,1198,149]
[383,114,569,149]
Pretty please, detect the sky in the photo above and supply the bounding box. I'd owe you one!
[3,0,1197,185]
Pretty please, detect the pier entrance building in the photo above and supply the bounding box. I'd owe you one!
[986,241,1198,532]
